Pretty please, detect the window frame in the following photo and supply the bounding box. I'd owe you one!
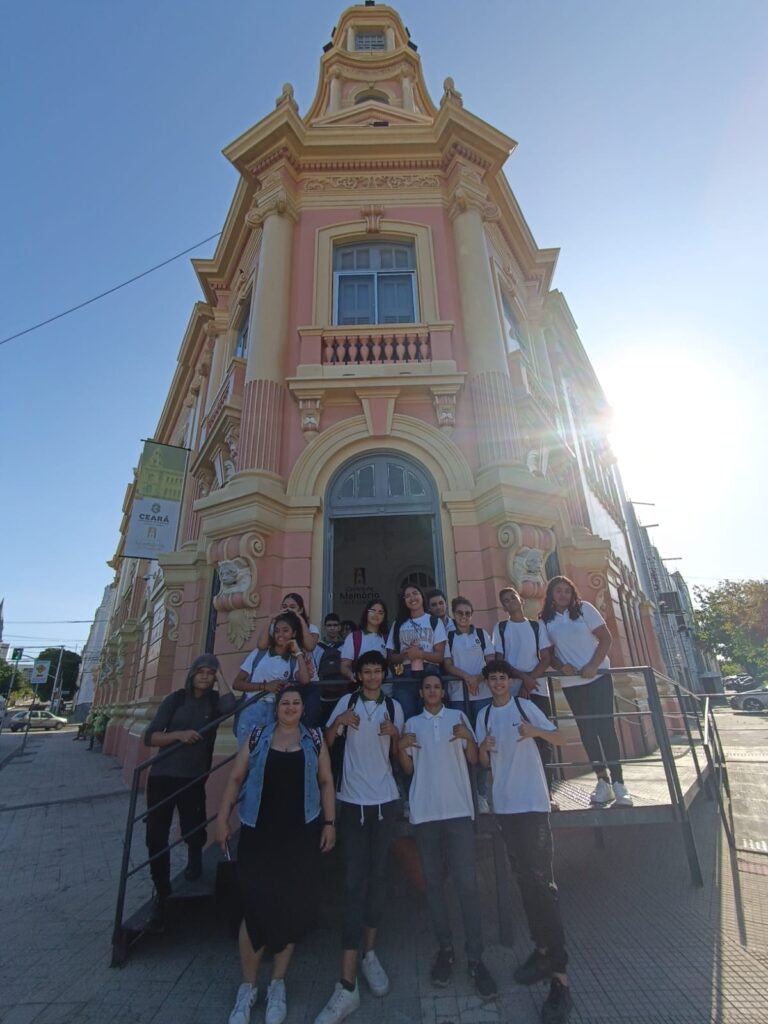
[332,240,419,327]
[234,299,251,360]
[355,31,386,51]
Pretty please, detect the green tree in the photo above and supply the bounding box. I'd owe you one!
[34,648,82,702]
[693,580,768,680]
[0,660,33,702]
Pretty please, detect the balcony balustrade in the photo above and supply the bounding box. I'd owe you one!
[200,357,245,445]
[322,328,432,367]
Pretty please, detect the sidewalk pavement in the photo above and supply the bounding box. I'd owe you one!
[1,720,767,1024]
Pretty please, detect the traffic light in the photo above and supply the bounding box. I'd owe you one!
[11,647,23,661]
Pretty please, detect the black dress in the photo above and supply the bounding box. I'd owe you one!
[238,747,321,953]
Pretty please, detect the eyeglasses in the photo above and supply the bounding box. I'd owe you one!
[454,609,472,616]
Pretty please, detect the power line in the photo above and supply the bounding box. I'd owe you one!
[0,232,221,348]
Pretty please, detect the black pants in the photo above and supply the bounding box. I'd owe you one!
[145,773,207,896]
[339,799,398,949]
[498,812,567,973]
[529,693,555,793]
[563,674,624,784]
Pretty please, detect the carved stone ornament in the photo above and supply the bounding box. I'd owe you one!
[441,76,463,107]
[166,608,179,642]
[432,392,457,434]
[498,522,556,601]
[588,571,608,614]
[275,82,299,112]
[198,466,215,497]
[360,204,384,233]
[305,174,441,193]
[299,396,323,440]
[207,532,266,649]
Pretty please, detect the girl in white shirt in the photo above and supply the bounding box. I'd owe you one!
[386,585,447,720]
[254,592,322,726]
[340,599,390,689]
[539,576,633,807]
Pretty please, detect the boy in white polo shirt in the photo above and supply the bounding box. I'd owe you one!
[492,586,556,801]
[398,672,497,1001]
[476,659,572,1024]
[315,651,404,1024]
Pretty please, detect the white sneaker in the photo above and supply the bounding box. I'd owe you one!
[266,979,287,1024]
[313,982,360,1024]
[228,983,257,1024]
[361,950,390,996]
[590,779,614,805]
[612,782,634,807]
[477,793,491,814]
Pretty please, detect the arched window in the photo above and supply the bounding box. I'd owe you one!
[333,241,418,325]
[354,89,390,105]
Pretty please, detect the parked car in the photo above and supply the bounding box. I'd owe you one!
[723,675,757,693]
[729,688,768,712]
[9,710,68,732]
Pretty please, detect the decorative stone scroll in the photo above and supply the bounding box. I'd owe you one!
[207,532,266,649]
[432,392,457,434]
[298,396,323,441]
[498,522,557,601]
[588,571,608,615]
[360,204,384,233]
[305,174,441,192]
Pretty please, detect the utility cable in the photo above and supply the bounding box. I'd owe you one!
[0,232,221,347]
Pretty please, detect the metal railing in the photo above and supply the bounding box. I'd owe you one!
[111,667,731,963]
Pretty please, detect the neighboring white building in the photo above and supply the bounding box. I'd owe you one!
[75,584,116,716]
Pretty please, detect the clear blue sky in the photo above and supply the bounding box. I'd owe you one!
[2,1,766,653]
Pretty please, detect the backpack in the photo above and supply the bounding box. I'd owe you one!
[498,618,539,655]
[393,614,440,653]
[316,641,343,680]
[447,626,487,656]
[331,690,397,791]
[482,696,531,734]
[232,649,300,736]
[352,630,364,662]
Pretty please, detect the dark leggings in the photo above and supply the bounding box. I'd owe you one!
[498,812,567,973]
[145,774,206,896]
[340,800,398,949]
[563,674,624,784]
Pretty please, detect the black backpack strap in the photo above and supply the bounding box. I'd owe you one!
[430,614,439,632]
[514,696,531,724]
[447,629,456,654]
[483,703,492,733]
[499,620,508,645]
[528,619,540,656]
[384,696,396,722]
[477,628,486,653]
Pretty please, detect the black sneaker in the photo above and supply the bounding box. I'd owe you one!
[514,948,552,985]
[184,847,202,881]
[430,947,455,987]
[542,978,572,1024]
[147,894,166,932]
[468,959,498,1001]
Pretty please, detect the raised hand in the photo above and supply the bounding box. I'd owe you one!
[451,721,473,743]
[399,731,420,751]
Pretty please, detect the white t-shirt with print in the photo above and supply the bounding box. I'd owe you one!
[340,631,388,663]
[327,694,404,806]
[475,697,555,814]
[268,620,321,681]
[403,707,475,825]
[445,627,492,703]
[239,650,298,705]
[540,602,609,688]
[492,619,547,697]
[386,614,447,668]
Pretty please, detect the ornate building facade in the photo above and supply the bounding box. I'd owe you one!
[97,3,664,771]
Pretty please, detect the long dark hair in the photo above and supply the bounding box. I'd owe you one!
[393,584,427,652]
[276,684,306,708]
[282,592,310,627]
[540,575,583,623]
[358,598,389,638]
[271,610,305,651]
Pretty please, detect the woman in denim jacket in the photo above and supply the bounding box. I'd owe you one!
[216,686,336,1024]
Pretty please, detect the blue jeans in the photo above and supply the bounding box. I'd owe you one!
[414,817,484,960]
[393,674,424,721]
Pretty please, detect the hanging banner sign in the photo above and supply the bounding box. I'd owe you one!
[32,660,51,686]
[123,441,189,559]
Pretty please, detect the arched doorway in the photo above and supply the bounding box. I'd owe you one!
[324,452,445,622]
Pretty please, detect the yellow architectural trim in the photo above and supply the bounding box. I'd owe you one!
[287,412,475,500]
[312,218,439,328]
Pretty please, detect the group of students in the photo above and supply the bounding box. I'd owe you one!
[142,575,635,1024]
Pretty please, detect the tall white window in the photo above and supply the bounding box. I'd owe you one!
[334,241,418,325]
[501,290,532,363]
[234,301,250,359]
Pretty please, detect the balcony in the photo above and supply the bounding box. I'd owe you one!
[293,323,458,379]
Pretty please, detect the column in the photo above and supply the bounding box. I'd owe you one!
[328,68,341,114]
[204,320,229,413]
[402,73,415,111]
[448,168,522,466]
[238,182,298,474]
